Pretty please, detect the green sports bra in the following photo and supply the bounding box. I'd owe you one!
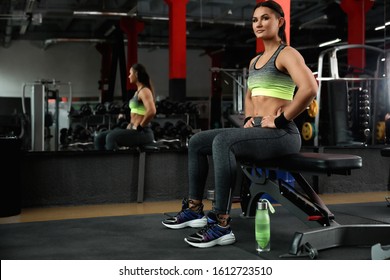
[129,88,146,115]
[247,44,296,101]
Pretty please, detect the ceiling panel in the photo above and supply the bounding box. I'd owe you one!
[0,0,388,66]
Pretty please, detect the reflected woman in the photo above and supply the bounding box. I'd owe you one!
[94,63,156,150]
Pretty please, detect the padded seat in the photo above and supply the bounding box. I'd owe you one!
[248,152,362,175]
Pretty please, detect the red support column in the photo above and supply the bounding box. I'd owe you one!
[120,18,145,92]
[340,0,374,73]
[165,0,188,101]
[255,0,291,53]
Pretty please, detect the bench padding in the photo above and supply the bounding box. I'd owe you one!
[246,152,362,175]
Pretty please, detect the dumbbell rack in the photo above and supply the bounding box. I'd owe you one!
[152,114,192,148]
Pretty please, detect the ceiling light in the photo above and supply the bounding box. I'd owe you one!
[319,38,341,47]
[375,21,390,31]
[73,11,135,17]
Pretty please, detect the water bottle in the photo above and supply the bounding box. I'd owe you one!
[255,199,275,253]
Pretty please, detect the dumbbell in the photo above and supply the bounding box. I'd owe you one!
[175,120,193,138]
[163,121,177,138]
[60,128,70,146]
[108,102,121,114]
[151,121,164,139]
[186,102,199,115]
[96,124,108,133]
[80,103,93,116]
[94,103,106,115]
[73,124,91,141]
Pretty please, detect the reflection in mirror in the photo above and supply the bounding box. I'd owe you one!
[0,0,388,152]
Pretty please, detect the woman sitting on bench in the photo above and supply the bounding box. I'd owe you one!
[162,0,318,248]
[94,63,157,151]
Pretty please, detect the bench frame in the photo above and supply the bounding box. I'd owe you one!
[135,139,180,202]
[240,152,390,259]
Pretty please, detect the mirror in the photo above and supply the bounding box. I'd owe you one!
[0,0,387,152]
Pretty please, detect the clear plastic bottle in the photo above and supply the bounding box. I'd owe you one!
[255,198,275,253]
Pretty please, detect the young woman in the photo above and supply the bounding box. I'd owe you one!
[94,63,156,150]
[162,0,318,248]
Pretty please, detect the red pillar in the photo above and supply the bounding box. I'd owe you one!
[120,18,145,91]
[255,0,291,53]
[340,0,374,73]
[165,0,188,101]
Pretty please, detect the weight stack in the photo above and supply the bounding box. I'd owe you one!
[327,80,354,146]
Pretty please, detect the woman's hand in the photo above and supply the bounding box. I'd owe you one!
[244,117,254,128]
[262,108,282,128]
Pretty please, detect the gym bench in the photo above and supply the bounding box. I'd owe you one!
[134,139,179,202]
[240,152,390,259]
[120,142,162,202]
[136,143,159,203]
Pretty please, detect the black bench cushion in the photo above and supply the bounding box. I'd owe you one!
[243,152,362,174]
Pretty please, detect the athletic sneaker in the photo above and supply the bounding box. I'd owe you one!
[162,198,207,229]
[184,211,236,248]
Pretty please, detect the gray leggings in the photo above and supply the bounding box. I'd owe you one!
[188,122,301,214]
[94,127,154,150]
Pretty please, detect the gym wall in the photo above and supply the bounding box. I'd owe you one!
[0,40,212,100]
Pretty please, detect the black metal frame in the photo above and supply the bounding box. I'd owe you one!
[240,152,390,259]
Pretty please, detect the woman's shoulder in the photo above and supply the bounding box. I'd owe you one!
[280,45,302,56]
[138,86,153,99]
[279,45,304,62]
[249,54,262,68]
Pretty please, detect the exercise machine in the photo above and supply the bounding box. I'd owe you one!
[22,79,72,151]
[210,67,248,127]
[240,151,390,259]
[314,44,387,146]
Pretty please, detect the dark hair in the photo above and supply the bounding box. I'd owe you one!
[253,0,286,43]
[131,63,155,97]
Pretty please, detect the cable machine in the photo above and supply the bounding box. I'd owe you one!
[209,67,248,127]
[22,79,72,151]
[313,44,387,147]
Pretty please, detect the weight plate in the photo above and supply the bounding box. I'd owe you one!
[302,122,314,141]
[376,121,385,141]
[307,100,318,118]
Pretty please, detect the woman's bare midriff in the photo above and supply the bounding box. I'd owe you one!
[251,95,291,117]
[130,113,144,126]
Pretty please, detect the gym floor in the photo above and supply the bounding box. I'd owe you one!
[1,191,389,225]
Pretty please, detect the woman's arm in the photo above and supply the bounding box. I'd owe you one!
[277,46,318,121]
[244,88,254,127]
[138,88,157,128]
[244,58,257,128]
[260,47,318,128]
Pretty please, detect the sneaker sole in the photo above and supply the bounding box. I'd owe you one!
[162,216,207,229]
[184,232,236,248]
